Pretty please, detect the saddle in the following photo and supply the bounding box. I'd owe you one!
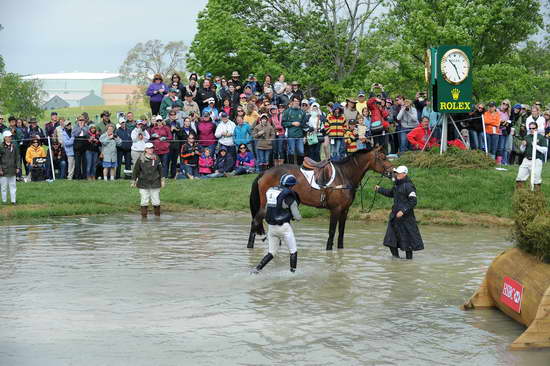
[302,157,334,187]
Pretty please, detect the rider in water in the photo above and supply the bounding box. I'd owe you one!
[252,173,301,273]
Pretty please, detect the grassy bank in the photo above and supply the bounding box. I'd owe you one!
[42,103,150,124]
[2,165,549,226]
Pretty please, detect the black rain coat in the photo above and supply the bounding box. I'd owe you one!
[377,176,424,251]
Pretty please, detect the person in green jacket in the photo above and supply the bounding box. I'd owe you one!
[132,142,165,217]
[0,131,20,204]
[282,96,307,165]
[159,88,183,119]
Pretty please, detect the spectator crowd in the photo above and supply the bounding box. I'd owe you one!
[1,71,549,185]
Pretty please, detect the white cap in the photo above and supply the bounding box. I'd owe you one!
[144,142,154,149]
[119,117,126,123]
[393,165,408,174]
[155,115,163,121]
[2,131,12,138]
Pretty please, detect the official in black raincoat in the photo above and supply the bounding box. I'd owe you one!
[375,165,424,259]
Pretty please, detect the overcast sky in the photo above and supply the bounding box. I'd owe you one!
[0,0,208,75]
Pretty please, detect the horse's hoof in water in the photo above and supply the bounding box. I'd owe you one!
[250,268,260,275]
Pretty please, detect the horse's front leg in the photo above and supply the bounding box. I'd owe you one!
[337,208,349,249]
[326,210,340,250]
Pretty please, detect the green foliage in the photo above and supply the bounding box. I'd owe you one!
[395,147,495,169]
[0,72,44,118]
[512,189,550,263]
[377,0,544,100]
[188,0,546,104]
[187,0,281,78]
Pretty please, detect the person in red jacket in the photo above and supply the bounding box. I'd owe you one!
[367,96,389,148]
[149,115,172,177]
[407,117,439,150]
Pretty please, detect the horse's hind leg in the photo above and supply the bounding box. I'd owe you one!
[248,208,266,249]
[326,210,339,250]
[337,208,349,249]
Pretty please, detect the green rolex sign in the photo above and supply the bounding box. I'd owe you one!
[428,45,473,113]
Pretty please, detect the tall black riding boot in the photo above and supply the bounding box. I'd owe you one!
[252,253,274,273]
[389,246,399,258]
[290,252,298,273]
[405,250,413,260]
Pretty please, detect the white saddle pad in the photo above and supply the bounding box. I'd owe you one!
[299,163,336,190]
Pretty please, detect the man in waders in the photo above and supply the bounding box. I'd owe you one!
[252,174,301,273]
[375,165,424,259]
[515,122,548,191]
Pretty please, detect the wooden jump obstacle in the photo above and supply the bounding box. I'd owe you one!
[462,248,550,350]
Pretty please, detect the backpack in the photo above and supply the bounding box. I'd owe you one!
[370,119,384,134]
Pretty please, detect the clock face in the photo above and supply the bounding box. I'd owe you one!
[440,49,469,85]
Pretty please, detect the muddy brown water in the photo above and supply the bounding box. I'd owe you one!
[1,212,549,365]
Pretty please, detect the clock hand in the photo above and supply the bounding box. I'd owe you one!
[449,60,460,79]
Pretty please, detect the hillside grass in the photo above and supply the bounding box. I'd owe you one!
[40,103,151,125]
[2,165,549,226]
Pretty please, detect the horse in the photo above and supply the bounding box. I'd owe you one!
[247,146,394,250]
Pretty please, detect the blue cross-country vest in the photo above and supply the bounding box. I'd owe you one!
[265,186,297,225]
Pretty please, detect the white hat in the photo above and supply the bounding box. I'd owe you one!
[393,165,408,174]
[207,97,215,103]
[2,131,12,138]
[119,117,126,123]
[144,142,154,149]
[155,115,163,121]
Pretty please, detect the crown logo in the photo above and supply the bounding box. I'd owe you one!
[451,88,460,100]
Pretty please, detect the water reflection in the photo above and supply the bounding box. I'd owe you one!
[0,213,549,365]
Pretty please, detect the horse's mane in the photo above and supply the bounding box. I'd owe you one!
[331,147,375,166]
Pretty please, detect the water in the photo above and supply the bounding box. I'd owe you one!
[1,213,549,366]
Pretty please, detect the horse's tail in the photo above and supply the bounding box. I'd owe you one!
[249,172,265,235]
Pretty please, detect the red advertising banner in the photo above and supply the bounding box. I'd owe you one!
[500,276,524,313]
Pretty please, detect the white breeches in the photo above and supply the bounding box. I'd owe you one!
[139,188,160,206]
[516,158,542,184]
[0,176,17,203]
[267,223,297,256]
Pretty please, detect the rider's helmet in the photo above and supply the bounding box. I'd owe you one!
[280,174,297,187]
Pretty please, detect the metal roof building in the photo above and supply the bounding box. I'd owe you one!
[22,72,140,108]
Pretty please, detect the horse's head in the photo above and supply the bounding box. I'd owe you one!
[369,146,394,179]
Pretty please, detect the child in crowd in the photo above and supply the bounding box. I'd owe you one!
[204,147,234,178]
[198,147,214,176]
[180,134,200,179]
[344,119,359,154]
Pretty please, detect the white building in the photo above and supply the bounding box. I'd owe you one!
[22,72,140,108]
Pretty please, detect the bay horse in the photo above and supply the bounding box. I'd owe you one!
[247,146,394,250]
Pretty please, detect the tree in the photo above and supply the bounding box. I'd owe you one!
[187,0,283,79]
[120,40,187,85]
[188,0,385,101]
[377,0,544,99]
[0,73,44,118]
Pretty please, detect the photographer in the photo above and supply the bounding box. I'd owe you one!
[396,99,418,153]
[99,124,122,181]
[130,121,150,169]
[367,84,389,149]
[166,111,183,178]
[115,118,133,179]
[413,91,428,121]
